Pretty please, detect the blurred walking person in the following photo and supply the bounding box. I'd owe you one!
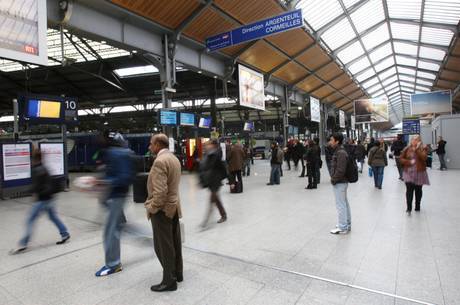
[199,139,228,226]
[10,149,70,254]
[267,142,283,185]
[400,136,430,214]
[355,140,366,173]
[436,136,447,170]
[368,140,388,189]
[391,134,406,180]
[305,139,320,189]
[145,134,183,292]
[95,132,133,277]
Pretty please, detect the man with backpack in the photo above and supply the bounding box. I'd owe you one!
[329,133,356,234]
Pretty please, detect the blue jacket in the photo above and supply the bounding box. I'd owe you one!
[104,146,133,197]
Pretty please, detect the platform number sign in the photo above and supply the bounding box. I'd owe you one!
[64,97,78,123]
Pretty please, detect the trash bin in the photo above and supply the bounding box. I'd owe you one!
[133,172,148,203]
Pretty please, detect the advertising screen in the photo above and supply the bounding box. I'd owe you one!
[39,143,65,176]
[2,144,31,181]
[410,90,451,115]
[339,110,346,128]
[198,117,212,128]
[18,95,65,125]
[310,97,320,123]
[180,113,195,126]
[0,0,48,65]
[159,110,177,125]
[244,121,254,131]
[354,97,389,123]
[238,65,265,111]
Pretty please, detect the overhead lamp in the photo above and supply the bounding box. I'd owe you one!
[298,106,302,110]
[101,40,106,44]
[197,70,202,74]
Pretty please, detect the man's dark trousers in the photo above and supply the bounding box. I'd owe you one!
[151,211,183,284]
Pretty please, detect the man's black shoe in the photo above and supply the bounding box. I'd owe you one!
[150,282,177,292]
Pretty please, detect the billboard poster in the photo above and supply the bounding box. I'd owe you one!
[351,115,356,130]
[40,143,64,176]
[310,97,320,122]
[0,0,48,65]
[410,90,451,115]
[339,110,345,128]
[2,144,31,181]
[238,65,265,111]
[354,97,389,123]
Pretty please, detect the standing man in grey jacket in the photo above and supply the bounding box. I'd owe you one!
[329,133,352,234]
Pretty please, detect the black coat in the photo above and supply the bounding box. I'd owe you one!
[32,163,53,201]
[199,148,227,192]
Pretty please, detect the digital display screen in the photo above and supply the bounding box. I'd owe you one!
[198,117,212,128]
[180,113,195,126]
[238,65,265,111]
[18,94,65,125]
[402,119,420,135]
[27,99,61,118]
[159,110,177,125]
[244,121,254,131]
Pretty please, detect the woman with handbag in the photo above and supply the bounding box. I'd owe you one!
[368,140,388,189]
[399,136,430,214]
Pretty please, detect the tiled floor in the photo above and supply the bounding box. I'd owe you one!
[0,160,458,305]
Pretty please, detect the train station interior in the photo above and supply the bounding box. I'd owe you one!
[0,1,459,305]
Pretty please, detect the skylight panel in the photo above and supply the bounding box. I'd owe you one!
[356,67,375,82]
[386,82,400,91]
[379,67,397,80]
[396,56,416,66]
[418,61,440,71]
[375,57,395,72]
[415,79,433,87]
[368,83,383,93]
[350,0,385,33]
[393,42,418,56]
[400,80,415,87]
[369,43,393,63]
[423,0,460,25]
[361,24,390,51]
[381,74,398,86]
[421,27,454,46]
[390,22,420,41]
[362,76,380,88]
[348,56,371,74]
[321,18,356,50]
[114,65,159,77]
[386,87,400,96]
[417,71,436,79]
[337,41,365,64]
[297,0,344,30]
[419,47,446,61]
[400,75,416,83]
[372,89,386,97]
[387,0,422,20]
[398,66,416,75]
[415,86,430,92]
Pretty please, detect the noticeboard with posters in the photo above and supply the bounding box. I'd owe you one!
[310,97,320,122]
[354,97,389,123]
[339,110,345,128]
[0,0,48,66]
[410,90,451,116]
[39,143,65,176]
[238,65,265,111]
[2,143,31,182]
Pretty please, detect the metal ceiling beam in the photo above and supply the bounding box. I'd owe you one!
[210,3,357,104]
[413,0,426,93]
[175,0,213,40]
[315,0,371,37]
[392,38,449,52]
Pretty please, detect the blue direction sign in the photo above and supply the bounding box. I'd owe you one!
[402,119,420,135]
[206,9,303,52]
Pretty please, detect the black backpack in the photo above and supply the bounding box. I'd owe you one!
[345,152,359,183]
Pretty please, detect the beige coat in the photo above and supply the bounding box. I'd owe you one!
[145,150,182,219]
[228,144,245,172]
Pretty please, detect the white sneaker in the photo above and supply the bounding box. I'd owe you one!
[330,228,349,234]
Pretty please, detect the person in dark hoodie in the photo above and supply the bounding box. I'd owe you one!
[10,148,70,254]
[199,139,228,226]
[391,134,406,180]
[305,139,320,189]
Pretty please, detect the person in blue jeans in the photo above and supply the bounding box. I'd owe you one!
[329,133,352,234]
[368,140,388,189]
[95,132,133,277]
[10,149,70,254]
[267,142,283,185]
